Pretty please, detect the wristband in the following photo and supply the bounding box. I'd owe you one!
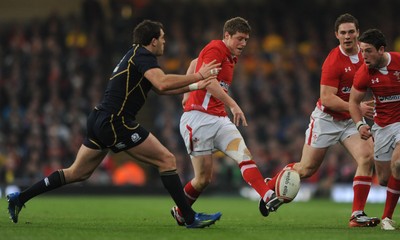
[189,83,199,91]
[356,121,366,131]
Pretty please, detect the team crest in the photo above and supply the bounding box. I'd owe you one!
[131,133,141,143]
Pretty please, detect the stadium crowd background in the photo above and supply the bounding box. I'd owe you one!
[1,0,400,196]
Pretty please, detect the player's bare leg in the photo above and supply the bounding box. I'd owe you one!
[259,144,327,217]
[376,144,400,230]
[7,145,107,223]
[343,135,379,227]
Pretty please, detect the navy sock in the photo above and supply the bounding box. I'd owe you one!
[19,170,66,204]
[160,170,195,224]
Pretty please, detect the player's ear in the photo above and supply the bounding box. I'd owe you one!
[334,31,339,39]
[151,38,158,46]
[378,46,385,54]
[223,31,230,40]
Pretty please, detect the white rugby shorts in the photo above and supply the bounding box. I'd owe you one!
[180,110,244,156]
[371,122,400,161]
[305,107,358,148]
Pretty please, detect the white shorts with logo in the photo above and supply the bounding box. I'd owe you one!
[305,107,358,148]
[371,122,400,161]
[180,110,244,156]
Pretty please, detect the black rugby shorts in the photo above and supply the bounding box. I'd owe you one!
[83,108,149,153]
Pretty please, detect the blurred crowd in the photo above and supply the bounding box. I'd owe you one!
[1,0,400,193]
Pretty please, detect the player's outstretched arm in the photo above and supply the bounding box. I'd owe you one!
[145,60,220,92]
[152,58,218,95]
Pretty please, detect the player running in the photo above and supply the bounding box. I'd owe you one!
[7,20,222,228]
[259,14,380,227]
[349,28,400,230]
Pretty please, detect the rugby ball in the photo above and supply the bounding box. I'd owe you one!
[275,169,301,203]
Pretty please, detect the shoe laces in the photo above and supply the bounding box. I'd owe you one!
[382,217,395,224]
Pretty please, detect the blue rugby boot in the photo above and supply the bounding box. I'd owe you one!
[7,192,24,223]
[185,212,222,228]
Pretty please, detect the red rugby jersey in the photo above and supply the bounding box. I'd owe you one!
[353,52,400,127]
[184,40,237,116]
[317,46,364,120]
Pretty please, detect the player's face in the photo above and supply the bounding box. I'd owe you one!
[224,32,249,56]
[360,42,384,69]
[335,23,359,54]
[154,29,165,56]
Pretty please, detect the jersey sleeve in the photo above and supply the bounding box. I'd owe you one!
[136,52,160,74]
[352,66,369,92]
[320,53,341,88]
[201,46,224,66]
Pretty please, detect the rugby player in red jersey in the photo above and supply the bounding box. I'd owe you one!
[170,17,276,225]
[261,14,379,227]
[350,28,400,230]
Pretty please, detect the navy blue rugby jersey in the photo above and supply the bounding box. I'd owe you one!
[98,44,160,119]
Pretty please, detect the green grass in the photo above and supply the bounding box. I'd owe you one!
[1,196,398,240]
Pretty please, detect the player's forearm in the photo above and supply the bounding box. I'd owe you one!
[155,85,191,95]
[207,83,237,108]
[158,73,202,91]
[320,95,349,112]
[349,101,364,122]
[145,68,203,92]
[349,87,367,124]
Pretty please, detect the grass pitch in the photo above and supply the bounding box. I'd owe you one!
[1,195,398,240]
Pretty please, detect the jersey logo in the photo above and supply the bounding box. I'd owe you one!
[115,142,127,149]
[394,71,400,81]
[371,78,380,84]
[219,81,230,91]
[44,177,50,186]
[378,94,400,103]
[344,67,351,72]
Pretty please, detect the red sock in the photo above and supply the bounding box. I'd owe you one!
[184,181,201,206]
[176,181,202,217]
[267,163,296,190]
[352,176,372,215]
[239,160,272,200]
[382,175,400,219]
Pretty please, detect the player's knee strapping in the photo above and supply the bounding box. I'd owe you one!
[225,138,252,162]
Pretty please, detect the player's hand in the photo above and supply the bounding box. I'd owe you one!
[360,100,374,120]
[197,60,221,80]
[230,105,248,127]
[358,124,372,140]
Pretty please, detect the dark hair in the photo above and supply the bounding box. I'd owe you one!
[334,13,359,32]
[223,17,251,36]
[133,20,164,45]
[358,29,387,50]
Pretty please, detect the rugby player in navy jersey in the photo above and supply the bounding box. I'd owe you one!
[7,20,222,228]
